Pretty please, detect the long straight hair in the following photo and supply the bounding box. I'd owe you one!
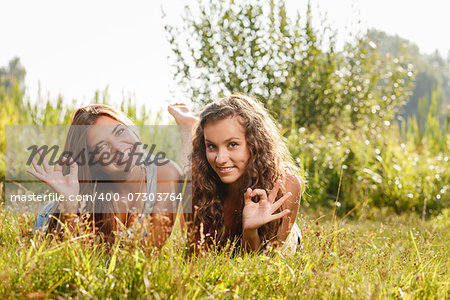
[48,104,140,240]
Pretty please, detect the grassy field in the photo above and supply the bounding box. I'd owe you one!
[0,204,448,299]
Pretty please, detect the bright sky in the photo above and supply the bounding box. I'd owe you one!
[1,0,448,120]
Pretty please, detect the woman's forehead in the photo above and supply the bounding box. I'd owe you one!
[86,116,122,144]
[203,116,246,140]
[93,115,121,125]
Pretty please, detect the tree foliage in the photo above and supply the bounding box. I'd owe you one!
[165,0,415,132]
[163,0,450,214]
[0,57,26,94]
[367,29,450,120]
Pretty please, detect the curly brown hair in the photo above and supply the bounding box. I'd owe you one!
[188,94,303,251]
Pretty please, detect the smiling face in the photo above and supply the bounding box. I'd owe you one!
[86,115,141,175]
[203,116,250,187]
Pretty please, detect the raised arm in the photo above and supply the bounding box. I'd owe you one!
[27,151,81,232]
[241,173,303,251]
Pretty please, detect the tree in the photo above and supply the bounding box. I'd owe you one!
[367,29,450,120]
[165,0,414,132]
[0,57,26,94]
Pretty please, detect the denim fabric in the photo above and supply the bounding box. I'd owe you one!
[33,164,158,234]
[292,222,302,245]
[33,201,56,233]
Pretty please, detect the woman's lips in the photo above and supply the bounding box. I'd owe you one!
[115,148,132,164]
[216,166,235,174]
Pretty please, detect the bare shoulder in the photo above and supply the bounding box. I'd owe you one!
[284,171,304,198]
[157,160,182,181]
[275,171,303,240]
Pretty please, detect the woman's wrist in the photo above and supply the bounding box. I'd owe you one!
[60,194,79,213]
[242,228,261,251]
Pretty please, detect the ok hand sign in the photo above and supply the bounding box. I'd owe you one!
[242,180,292,231]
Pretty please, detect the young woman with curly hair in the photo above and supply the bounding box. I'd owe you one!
[169,94,304,253]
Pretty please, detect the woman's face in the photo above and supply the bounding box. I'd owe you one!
[203,116,250,186]
[86,115,140,175]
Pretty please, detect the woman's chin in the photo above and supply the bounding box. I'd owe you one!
[101,164,135,179]
[218,174,241,185]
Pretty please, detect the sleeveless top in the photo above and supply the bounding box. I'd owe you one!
[278,223,302,255]
[126,163,158,237]
[33,163,158,234]
[142,162,158,214]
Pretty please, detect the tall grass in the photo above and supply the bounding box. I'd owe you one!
[0,204,448,298]
[401,85,449,153]
[0,82,166,182]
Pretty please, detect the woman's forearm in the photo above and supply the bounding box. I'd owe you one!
[58,199,82,233]
[242,228,262,252]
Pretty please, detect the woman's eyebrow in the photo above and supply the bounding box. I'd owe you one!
[111,124,121,134]
[224,137,240,142]
[92,140,105,152]
[205,137,240,143]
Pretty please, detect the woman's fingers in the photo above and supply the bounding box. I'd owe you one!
[63,157,78,177]
[38,149,52,173]
[27,169,46,182]
[244,188,253,204]
[68,162,79,182]
[268,180,282,203]
[250,189,268,202]
[54,157,64,173]
[31,157,46,176]
[269,209,291,222]
[68,158,78,175]
[270,192,292,213]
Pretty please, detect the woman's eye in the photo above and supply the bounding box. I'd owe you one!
[96,144,106,153]
[229,142,238,147]
[206,144,216,150]
[115,128,125,136]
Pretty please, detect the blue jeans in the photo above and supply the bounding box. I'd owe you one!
[33,201,56,233]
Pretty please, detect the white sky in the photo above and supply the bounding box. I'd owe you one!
[1,0,448,121]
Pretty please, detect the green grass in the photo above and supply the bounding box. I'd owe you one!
[1,68,448,299]
[1,205,448,299]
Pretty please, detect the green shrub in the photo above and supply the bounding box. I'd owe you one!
[288,94,449,216]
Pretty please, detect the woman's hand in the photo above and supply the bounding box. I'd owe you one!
[168,103,198,126]
[242,180,292,231]
[27,150,79,212]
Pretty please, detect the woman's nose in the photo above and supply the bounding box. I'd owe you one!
[108,140,122,154]
[215,148,229,164]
